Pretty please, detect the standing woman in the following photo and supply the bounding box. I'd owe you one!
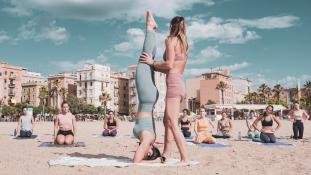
[252,105,281,143]
[54,102,77,145]
[288,102,310,139]
[179,109,192,138]
[140,15,189,162]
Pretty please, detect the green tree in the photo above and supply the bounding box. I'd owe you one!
[99,92,112,114]
[49,79,60,109]
[216,81,229,104]
[258,84,271,104]
[272,84,284,104]
[66,94,81,114]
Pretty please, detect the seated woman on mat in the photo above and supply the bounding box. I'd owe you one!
[213,112,232,139]
[246,110,260,139]
[103,110,119,137]
[178,109,192,138]
[54,102,77,145]
[252,105,281,143]
[16,107,35,137]
[194,107,216,144]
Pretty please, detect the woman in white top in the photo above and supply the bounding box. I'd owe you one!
[16,107,35,137]
[288,102,310,139]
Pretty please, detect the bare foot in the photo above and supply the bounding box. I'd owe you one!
[146,10,157,31]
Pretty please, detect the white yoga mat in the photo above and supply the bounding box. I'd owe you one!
[48,156,199,167]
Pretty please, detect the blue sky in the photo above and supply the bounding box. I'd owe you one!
[0,0,310,88]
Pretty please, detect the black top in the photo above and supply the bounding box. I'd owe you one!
[180,118,190,125]
[261,118,273,127]
[107,119,117,127]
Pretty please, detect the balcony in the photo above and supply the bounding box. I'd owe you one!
[9,74,16,79]
[8,92,15,96]
[8,84,15,88]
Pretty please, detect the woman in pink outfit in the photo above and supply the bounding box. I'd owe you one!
[140,15,189,163]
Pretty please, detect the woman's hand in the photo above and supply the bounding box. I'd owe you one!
[139,52,154,65]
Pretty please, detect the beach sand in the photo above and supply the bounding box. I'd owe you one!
[1,120,310,175]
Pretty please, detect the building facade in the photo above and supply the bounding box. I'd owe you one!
[128,65,166,118]
[76,63,110,107]
[0,62,23,105]
[22,69,45,84]
[110,72,129,115]
[48,72,77,109]
[232,78,252,103]
[21,82,47,106]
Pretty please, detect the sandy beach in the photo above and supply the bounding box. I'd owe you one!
[1,120,311,175]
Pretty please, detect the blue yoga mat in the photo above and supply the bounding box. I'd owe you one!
[13,135,38,140]
[39,141,86,147]
[198,143,231,148]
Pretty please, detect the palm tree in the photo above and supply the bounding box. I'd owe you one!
[99,92,112,114]
[38,86,49,120]
[258,84,271,104]
[245,92,260,104]
[59,87,68,102]
[49,79,60,109]
[272,84,284,104]
[304,81,311,114]
[216,81,229,104]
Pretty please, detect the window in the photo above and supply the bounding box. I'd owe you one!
[90,82,93,86]
[85,82,87,88]
[79,75,82,80]
[5,71,7,75]
[4,79,7,83]
[124,94,126,98]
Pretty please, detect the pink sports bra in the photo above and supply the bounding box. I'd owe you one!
[57,113,74,129]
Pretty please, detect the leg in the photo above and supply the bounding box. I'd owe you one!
[268,133,276,143]
[298,121,304,139]
[103,129,109,136]
[162,114,174,158]
[164,97,188,162]
[260,132,270,143]
[56,135,65,145]
[110,130,117,137]
[64,135,74,145]
[203,136,216,144]
[293,122,299,139]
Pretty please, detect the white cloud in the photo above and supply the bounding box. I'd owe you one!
[0,31,11,43]
[2,0,33,17]
[187,15,299,44]
[243,73,311,89]
[114,28,167,58]
[2,0,215,21]
[16,19,69,45]
[185,61,250,77]
[229,16,300,29]
[187,17,260,44]
[189,46,222,65]
[52,52,110,72]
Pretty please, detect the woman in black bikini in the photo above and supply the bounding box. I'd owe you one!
[252,105,281,143]
[103,111,119,137]
[178,109,192,138]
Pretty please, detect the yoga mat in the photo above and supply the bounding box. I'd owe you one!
[48,156,199,167]
[198,143,231,148]
[12,135,38,140]
[251,141,294,147]
[39,141,86,147]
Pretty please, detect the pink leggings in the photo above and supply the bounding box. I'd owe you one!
[166,73,185,99]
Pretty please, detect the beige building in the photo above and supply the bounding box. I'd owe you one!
[76,63,110,107]
[128,65,166,118]
[21,82,47,106]
[232,78,252,103]
[22,69,45,84]
[186,69,234,109]
[110,72,129,115]
[0,62,23,105]
[48,72,77,109]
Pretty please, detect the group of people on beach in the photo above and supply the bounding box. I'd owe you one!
[14,10,310,165]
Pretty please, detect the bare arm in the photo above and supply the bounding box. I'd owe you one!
[31,116,35,132]
[252,116,263,132]
[303,110,310,120]
[229,119,233,132]
[272,116,281,132]
[53,116,59,141]
[194,120,199,136]
[16,117,21,136]
[246,118,252,131]
[103,120,108,130]
[72,115,77,142]
[208,118,215,129]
